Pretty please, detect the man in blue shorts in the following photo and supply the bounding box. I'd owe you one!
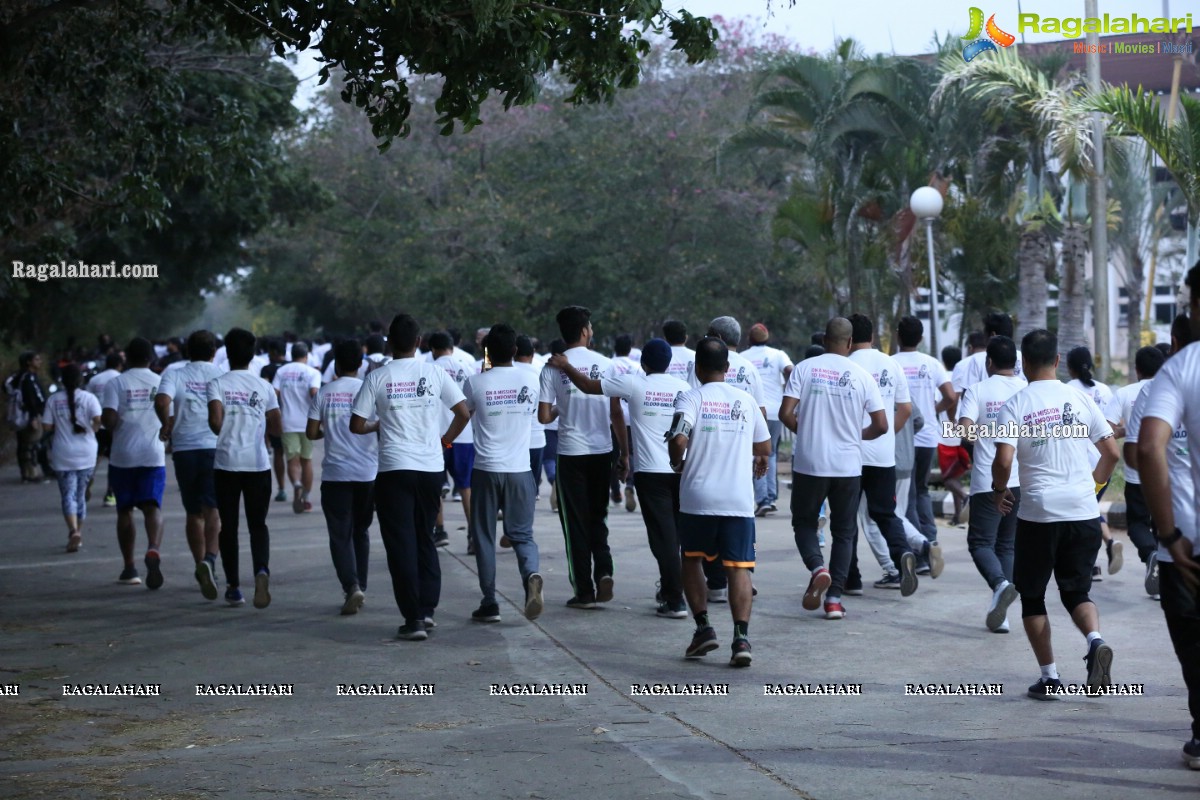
[669,338,770,666]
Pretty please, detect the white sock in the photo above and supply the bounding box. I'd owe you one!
[1086,631,1102,645]
[826,595,841,604]
[1040,663,1059,680]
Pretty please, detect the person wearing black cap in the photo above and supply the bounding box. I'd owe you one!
[551,338,692,618]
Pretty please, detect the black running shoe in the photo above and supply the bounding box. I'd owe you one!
[432,527,450,548]
[685,626,719,658]
[656,601,687,619]
[1027,677,1063,700]
[729,637,752,667]
[899,551,919,596]
[144,552,163,590]
[566,595,598,610]
[397,621,428,641]
[471,602,501,623]
[1183,738,1200,770]
[118,567,141,585]
[1084,638,1113,690]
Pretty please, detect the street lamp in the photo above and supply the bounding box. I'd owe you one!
[910,186,944,354]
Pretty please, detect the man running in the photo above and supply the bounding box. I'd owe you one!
[431,331,478,550]
[991,329,1119,698]
[780,318,888,619]
[463,324,544,623]
[958,335,1024,632]
[550,338,692,618]
[351,315,470,640]
[272,342,321,514]
[155,329,224,600]
[258,340,289,501]
[307,339,378,615]
[101,338,166,588]
[539,306,626,609]
[609,334,643,512]
[670,337,770,666]
[663,320,694,381]
[743,323,793,517]
[87,352,124,507]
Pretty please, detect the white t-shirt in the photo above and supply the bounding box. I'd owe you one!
[958,374,1025,495]
[1067,379,1113,416]
[782,353,884,478]
[1104,379,1151,483]
[249,354,270,378]
[995,381,1113,523]
[273,362,322,434]
[308,377,377,483]
[674,382,770,516]
[686,350,766,410]
[848,348,912,468]
[158,361,224,451]
[956,350,1025,392]
[743,344,793,421]
[351,358,466,473]
[1127,379,1195,561]
[1139,346,1200,558]
[609,355,644,426]
[86,368,121,399]
[463,366,537,472]
[601,372,691,474]
[434,355,477,445]
[102,368,165,469]
[893,351,950,449]
[42,389,101,472]
[516,362,546,449]
[666,346,695,381]
[539,347,616,457]
[207,370,279,472]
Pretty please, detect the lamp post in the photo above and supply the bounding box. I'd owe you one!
[910,186,944,354]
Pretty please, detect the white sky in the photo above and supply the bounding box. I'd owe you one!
[288,0,1192,105]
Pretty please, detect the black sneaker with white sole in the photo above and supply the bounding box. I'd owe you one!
[524,574,544,620]
[656,601,688,619]
[1084,638,1113,690]
[566,595,598,610]
[899,552,919,596]
[1183,738,1200,770]
[685,626,719,658]
[471,603,502,623]
[1027,677,1063,700]
[874,573,902,589]
[729,637,752,667]
[397,621,428,641]
[1144,551,1160,597]
[144,552,163,590]
[118,567,142,585]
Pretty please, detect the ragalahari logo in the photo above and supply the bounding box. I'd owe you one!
[962,7,1016,61]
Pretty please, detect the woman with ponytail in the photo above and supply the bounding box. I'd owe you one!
[40,364,102,552]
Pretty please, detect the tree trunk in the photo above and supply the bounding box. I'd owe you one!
[1125,252,1145,377]
[1057,223,1089,378]
[1016,226,1050,337]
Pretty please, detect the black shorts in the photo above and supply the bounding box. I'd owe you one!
[96,428,112,459]
[1013,517,1102,598]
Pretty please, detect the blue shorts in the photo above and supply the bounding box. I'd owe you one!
[110,465,166,512]
[173,449,217,515]
[444,444,475,491]
[678,513,756,568]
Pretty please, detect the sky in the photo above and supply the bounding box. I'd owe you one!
[288,0,1192,105]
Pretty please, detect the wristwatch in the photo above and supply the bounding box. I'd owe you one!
[1158,528,1185,546]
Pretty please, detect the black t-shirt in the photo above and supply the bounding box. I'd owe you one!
[259,361,284,384]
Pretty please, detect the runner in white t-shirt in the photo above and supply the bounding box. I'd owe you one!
[43,364,101,554]
[431,331,479,551]
[956,335,1024,632]
[780,318,888,620]
[991,329,1120,699]
[941,341,975,524]
[307,340,378,616]
[1133,296,1200,766]
[550,338,692,618]
[956,313,1026,394]
[272,343,322,514]
[609,334,644,513]
[350,314,469,641]
[669,338,770,666]
[101,338,166,590]
[662,319,694,381]
[1104,344,1166,592]
[743,323,793,516]
[462,325,544,624]
[86,352,124,508]
[154,329,225,601]
[206,328,283,609]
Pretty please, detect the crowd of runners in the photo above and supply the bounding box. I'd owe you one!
[6,263,1200,768]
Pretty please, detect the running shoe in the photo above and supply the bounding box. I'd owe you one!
[986,581,1018,633]
[802,567,831,610]
[397,621,428,641]
[225,586,245,606]
[499,535,512,548]
[471,602,501,623]
[610,487,622,505]
[1084,638,1113,690]
[1027,677,1063,700]
[432,526,450,548]
[1092,565,1103,582]
[729,637,752,667]
[596,575,614,603]
[66,532,82,553]
[144,551,163,590]
[253,570,271,609]
[625,486,637,512]
[824,601,846,620]
[118,567,141,585]
[292,486,305,514]
[874,573,902,589]
[525,574,544,620]
[341,586,365,616]
[549,491,558,512]
[899,552,919,597]
[103,492,116,508]
[844,578,864,597]
[1107,540,1124,575]
[566,595,598,610]
[925,541,944,578]
[274,489,288,502]
[754,502,770,518]
[685,626,718,658]
[1144,551,1160,597]
[656,601,688,619]
[707,587,728,603]
[993,618,1010,633]
[195,559,218,601]
[422,616,436,629]
[1183,739,1200,770]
